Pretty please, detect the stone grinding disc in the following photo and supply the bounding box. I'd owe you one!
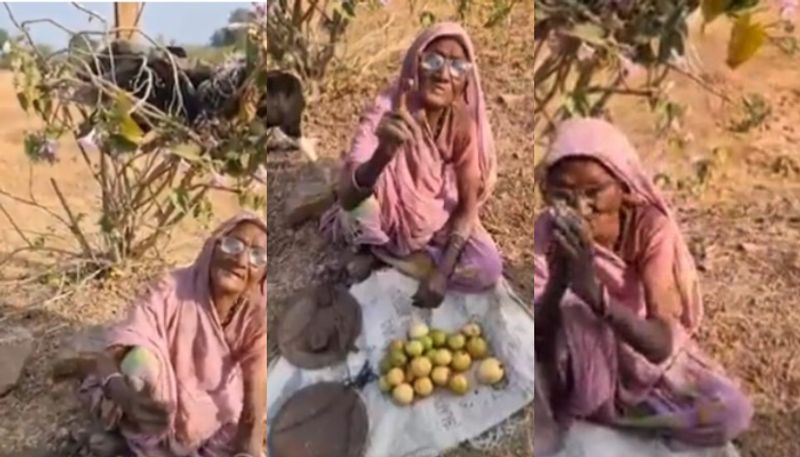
[277,282,362,369]
[268,382,368,457]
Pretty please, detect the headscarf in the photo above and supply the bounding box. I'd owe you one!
[534,117,702,331]
[533,118,703,415]
[104,212,267,451]
[344,22,497,254]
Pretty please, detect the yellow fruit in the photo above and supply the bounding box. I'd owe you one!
[392,383,415,405]
[414,377,434,397]
[418,335,434,351]
[451,351,472,372]
[408,322,430,340]
[390,350,408,368]
[404,365,416,383]
[386,368,405,387]
[431,366,451,386]
[466,336,489,360]
[477,358,505,385]
[379,357,393,374]
[389,339,405,352]
[405,340,424,357]
[462,323,482,338]
[410,357,433,378]
[447,333,466,351]
[448,373,470,395]
[430,329,447,347]
[378,376,392,393]
[432,348,453,367]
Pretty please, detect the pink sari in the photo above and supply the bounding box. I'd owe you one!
[80,213,267,457]
[321,22,501,292]
[533,119,751,448]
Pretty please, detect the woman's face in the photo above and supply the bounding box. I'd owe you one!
[545,157,626,230]
[417,37,471,109]
[209,221,267,296]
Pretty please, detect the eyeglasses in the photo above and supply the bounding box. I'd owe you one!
[547,181,617,204]
[218,236,267,267]
[420,52,473,79]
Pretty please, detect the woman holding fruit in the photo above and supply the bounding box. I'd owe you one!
[67,213,267,457]
[322,22,501,308]
[533,118,752,453]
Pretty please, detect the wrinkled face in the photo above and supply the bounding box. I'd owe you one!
[209,221,267,296]
[418,37,471,109]
[545,157,626,233]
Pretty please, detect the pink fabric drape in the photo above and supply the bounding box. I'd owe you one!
[82,213,267,456]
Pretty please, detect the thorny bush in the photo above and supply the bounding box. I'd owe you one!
[533,0,798,141]
[266,0,520,98]
[0,3,268,277]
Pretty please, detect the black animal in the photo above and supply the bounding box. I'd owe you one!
[81,41,201,129]
[79,42,306,142]
[265,70,305,139]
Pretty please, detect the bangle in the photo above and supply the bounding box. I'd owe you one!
[351,166,371,193]
[102,372,124,388]
[447,232,468,250]
[101,372,124,398]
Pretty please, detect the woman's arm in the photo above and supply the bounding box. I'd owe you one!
[534,279,566,359]
[438,120,482,278]
[605,303,674,364]
[605,214,682,365]
[235,333,268,455]
[338,145,394,211]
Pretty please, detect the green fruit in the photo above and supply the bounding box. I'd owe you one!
[378,376,392,393]
[425,349,438,360]
[389,339,405,352]
[433,348,453,367]
[405,340,424,357]
[379,357,393,374]
[430,329,447,348]
[447,333,466,351]
[390,350,408,367]
[466,336,489,360]
[418,335,434,351]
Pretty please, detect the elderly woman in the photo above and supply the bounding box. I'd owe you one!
[75,213,267,457]
[322,22,501,308]
[533,119,752,454]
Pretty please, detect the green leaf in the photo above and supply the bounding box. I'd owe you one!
[171,144,204,163]
[727,13,766,69]
[564,23,607,47]
[701,0,731,25]
[484,2,514,28]
[107,134,139,154]
[16,93,29,112]
[113,93,145,145]
[419,11,436,27]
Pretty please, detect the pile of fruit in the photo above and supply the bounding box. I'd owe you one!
[376,321,506,406]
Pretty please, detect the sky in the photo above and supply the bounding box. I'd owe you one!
[0,2,254,47]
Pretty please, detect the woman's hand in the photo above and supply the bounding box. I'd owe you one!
[375,80,417,159]
[412,270,447,309]
[551,208,604,315]
[111,378,170,435]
